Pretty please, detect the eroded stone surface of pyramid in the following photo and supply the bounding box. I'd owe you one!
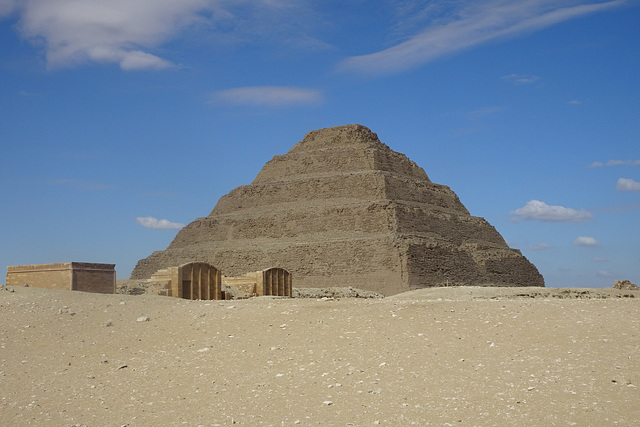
[132,124,544,295]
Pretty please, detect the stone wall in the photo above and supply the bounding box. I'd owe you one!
[6,263,73,290]
[6,262,115,294]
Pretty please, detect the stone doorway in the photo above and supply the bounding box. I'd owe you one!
[175,262,222,300]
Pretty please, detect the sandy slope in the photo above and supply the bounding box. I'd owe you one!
[1,285,638,426]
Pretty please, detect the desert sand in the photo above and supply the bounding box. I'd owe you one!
[1,285,638,426]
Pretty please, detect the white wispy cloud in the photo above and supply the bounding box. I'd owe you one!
[466,106,504,119]
[2,0,320,70]
[136,216,185,230]
[339,0,626,76]
[5,1,627,73]
[589,159,640,167]
[501,74,540,84]
[140,191,180,199]
[568,100,582,105]
[573,236,600,247]
[49,178,114,191]
[617,178,640,191]
[609,160,640,166]
[596,270,615,278]
[211,86,323,107]
[0,0,19,17]
[3,0,212,70]
[526,243,554,251]
[591,257,607,262]
[510,200,593,223]
[589,203,640,213]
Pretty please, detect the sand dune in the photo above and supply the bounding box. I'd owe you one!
[1,285,638,426]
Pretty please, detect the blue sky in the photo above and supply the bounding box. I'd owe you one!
[1,0,638,287]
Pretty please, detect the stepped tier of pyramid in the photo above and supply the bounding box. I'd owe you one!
[132,125,544,295]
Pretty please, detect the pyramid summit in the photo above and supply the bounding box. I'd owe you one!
[132,124,544,294]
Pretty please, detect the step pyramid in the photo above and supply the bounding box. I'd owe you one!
[132,124,544,295]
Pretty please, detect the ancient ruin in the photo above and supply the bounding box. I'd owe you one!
[149,262,222,300]
[132,124,544,295]
[223,267,292,299]
[613,279,638,290]
[147,263,292,300]
[6,262,116,294]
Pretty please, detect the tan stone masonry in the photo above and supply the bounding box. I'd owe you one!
[148,263,291,300]
[6,262,115,294]
[133,124,544,295]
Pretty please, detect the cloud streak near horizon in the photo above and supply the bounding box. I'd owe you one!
[211,86,324,107]
[617,178,640,191]
[589,159,640,167]
[527,242,555,251]
[511,200,593,223]
[136,216,185,230]
[573,236,600,247]
[340,0,626,76]
[49,178,114,191]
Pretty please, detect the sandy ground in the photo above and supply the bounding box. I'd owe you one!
[1,285,638,426]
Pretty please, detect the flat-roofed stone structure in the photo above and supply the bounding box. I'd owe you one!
[132,124,544,295]
[6,262,116,294]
